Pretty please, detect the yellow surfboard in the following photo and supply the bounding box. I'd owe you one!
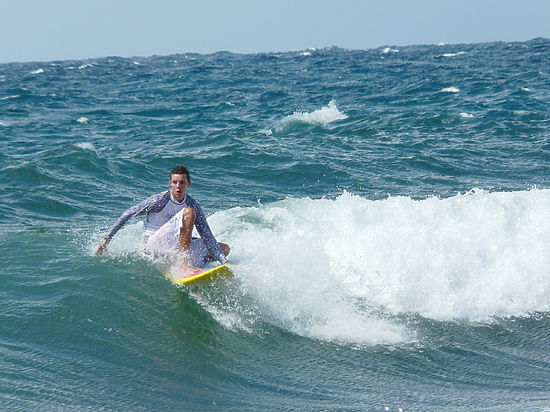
[167,264,233,286]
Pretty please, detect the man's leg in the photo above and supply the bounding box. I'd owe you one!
[178,207,196,252]
[145,207,204,273]
[168,207,230,268]
[176,207,206,272]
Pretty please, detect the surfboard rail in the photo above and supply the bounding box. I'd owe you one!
[168,264,233,286]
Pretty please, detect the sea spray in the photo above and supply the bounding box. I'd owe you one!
[277,100,347,129]
[205,189,550,341]
[87,188,550,344]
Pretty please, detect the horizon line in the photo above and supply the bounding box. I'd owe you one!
[1,37,547,66]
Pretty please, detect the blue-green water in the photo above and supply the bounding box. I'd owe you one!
[1,39,549,411]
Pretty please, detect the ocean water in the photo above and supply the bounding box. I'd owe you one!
[1,38,549,411]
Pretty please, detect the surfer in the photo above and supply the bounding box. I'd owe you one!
[95,166,230,269]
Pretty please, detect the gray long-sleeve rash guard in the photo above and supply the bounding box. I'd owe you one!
[104,191,227,264]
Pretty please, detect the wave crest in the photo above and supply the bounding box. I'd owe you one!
[203,189,550,344]
[279,100,347,128]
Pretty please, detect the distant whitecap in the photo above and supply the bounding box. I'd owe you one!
[381,47,399,54]
[460,112,474,118]
[441,87,460,93]
[74,142,95,150]
[30,68,44,75]
[521,87,531,92]
[77,117,89,124]
[439,51,467,57]
[78,64,93,70]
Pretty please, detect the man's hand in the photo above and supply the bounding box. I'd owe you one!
[95,238,110,255]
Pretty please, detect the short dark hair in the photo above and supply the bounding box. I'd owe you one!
[171,165,190,181]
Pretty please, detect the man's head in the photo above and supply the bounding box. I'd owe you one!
[169,165,191,202]
[171,165,190,182]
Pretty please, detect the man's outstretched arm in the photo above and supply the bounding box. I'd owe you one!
[95,238,110,255]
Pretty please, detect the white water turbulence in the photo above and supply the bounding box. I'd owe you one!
[278,100,347,128]
[94,189,550,346]
[207,189,550,345]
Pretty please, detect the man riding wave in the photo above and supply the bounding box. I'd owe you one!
[96,166,230,270]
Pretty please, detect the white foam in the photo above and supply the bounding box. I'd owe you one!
[89,221,144,257]
[381,47,399,54]
[521,87,531,92]
[30,68,44,75]
[78,64,93,70]
[439,51,467,57]
[206,189,550,344]
[206,197,414,345]
[95,189,550,345]
[279,100,347,128]
[76,117,89,124]
[441,87,460,93]
[459,112,474,118]
[74,142,95,150]
[300,51,312,56]
[0,95,19,101]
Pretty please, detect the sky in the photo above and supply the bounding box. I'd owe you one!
[1,0,549,63]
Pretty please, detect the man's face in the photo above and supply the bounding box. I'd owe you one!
[169,173,190,201]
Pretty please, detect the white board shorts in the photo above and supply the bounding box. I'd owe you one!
[144,208,210,267]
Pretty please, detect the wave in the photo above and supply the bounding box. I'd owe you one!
[208,189,549,344]
[278,100,347,128]
[100,189,550,346]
